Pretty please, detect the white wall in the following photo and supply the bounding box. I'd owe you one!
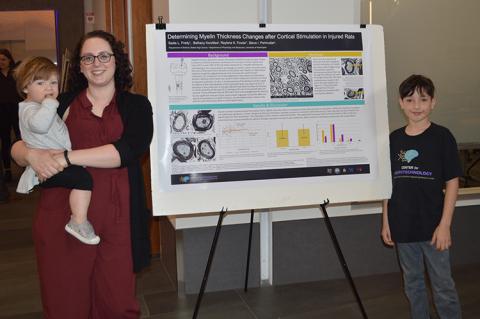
[169,0,259,23]
[168,0,362,24]
[373,0,480,144]
[271,0,362,24]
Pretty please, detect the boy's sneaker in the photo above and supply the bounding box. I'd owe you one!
[65,219,100,245]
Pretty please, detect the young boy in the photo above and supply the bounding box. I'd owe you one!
[382,74,462,319]
[14,56,100,245]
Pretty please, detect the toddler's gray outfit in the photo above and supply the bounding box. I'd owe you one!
[16,98,71,193]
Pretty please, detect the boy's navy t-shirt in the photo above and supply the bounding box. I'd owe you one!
[388,122,462,243]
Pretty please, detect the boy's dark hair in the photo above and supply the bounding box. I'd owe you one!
[399,74,435,99]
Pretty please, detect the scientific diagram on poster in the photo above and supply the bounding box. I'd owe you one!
[147,24,391,215]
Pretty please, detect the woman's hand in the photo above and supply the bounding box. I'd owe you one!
[27,148,64,181]
[53,152,69,169]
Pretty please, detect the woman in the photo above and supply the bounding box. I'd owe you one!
[11,31,153,319]
[0,48,21,181]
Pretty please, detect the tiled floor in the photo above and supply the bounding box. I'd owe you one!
[1,169,480,319]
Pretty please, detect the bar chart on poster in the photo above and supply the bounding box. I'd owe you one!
[147,23,391,216]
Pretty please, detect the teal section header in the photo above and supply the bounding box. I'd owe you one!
[169,100,365,110]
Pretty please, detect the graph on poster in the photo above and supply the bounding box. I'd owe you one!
[146,24,391,215]
[272,121,361,148]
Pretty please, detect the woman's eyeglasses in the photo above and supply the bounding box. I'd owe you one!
[80,52,114,65]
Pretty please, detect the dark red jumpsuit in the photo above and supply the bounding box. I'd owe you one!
[33,91,140,318]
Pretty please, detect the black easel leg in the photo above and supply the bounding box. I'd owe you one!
[320,200,368,319]
[244,209,255,292]
[192,208,227,319]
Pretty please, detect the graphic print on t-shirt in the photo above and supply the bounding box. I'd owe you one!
[398,149,418,163]
[394,149,433,179]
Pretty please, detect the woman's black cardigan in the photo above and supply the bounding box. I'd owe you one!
[58,90,154,273]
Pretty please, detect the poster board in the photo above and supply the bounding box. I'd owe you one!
[147,23,391,216]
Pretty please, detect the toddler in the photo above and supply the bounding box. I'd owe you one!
[15,56,99,245]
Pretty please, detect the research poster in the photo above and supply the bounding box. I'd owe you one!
[147,24,391,215]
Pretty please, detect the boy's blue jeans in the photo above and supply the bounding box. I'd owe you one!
[397,242,461,319]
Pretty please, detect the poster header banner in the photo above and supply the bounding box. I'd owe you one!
[166,31,363,52]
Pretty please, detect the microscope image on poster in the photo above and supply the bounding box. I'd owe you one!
[344,88,364,100]
[170,111,189,133]
[197,138,216,161]
[171,138,196,162]
[170,110,216,162]
[170,110,215,134]
[171,137,216,162]
[269,57,313,98]
[341,58,363,75]
[192,110,214,132]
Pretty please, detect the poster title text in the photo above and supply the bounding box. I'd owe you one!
[167,33,357,41]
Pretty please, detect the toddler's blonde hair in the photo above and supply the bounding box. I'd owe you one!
[14,56,58,99]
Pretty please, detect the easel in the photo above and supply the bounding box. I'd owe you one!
[192,200,368,319]
[191,208,227,319]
